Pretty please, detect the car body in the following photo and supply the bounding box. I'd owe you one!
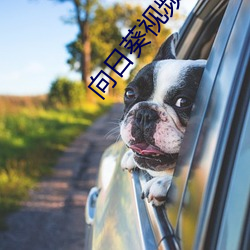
[85,0,250,249]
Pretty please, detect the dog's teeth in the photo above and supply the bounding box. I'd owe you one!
[150,154,160,157]
[152,154,160,157]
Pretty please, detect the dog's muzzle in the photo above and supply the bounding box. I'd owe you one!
[135,108,159,131]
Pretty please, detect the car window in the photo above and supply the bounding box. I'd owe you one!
[134,0,231,248]
[166,0,231,231]
[132,0,231,248]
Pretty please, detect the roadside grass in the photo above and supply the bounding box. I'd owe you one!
[0,96,112,230]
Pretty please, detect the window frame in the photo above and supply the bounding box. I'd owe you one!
[135,0,234,248]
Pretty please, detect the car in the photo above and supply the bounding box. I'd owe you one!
[85,0,250,249]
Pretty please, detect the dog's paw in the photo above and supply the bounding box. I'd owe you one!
[141,175,172,206]
[121,149,135,172]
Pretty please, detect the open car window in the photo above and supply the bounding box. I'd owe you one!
[135,0,231,247]
[136,0,250,248]
[166,0,232,230]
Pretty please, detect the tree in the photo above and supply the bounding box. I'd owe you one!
[66,3,124,74]
[53,1,175,99]
[66,3,172,96]
[52,0,98,95]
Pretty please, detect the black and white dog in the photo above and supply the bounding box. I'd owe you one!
[120,33,206,206]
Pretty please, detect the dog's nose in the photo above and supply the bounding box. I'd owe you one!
[135,109,159,130]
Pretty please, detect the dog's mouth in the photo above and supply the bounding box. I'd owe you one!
[129,143,178,165]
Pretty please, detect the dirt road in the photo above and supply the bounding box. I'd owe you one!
[0,103,123,250]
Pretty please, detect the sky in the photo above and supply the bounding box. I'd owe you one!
[0,0,197,96]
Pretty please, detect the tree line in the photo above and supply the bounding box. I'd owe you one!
[50,0,172,99]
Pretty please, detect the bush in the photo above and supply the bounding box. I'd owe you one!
[48,77,85,108]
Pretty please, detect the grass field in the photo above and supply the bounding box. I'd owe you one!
[0,95,112,230]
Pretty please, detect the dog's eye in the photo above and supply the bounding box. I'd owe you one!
[175,97,192,108]
[125,89,136,100]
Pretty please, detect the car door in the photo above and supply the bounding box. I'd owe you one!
[85,0,250,249]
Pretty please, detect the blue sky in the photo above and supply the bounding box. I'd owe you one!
[0,0,197,96]
[0,0,78,95]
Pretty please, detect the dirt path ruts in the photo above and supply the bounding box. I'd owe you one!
[0,103,123,250]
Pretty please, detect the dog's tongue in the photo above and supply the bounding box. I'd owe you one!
[130,143,163,155]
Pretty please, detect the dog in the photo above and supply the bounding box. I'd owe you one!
[120,33,206,206]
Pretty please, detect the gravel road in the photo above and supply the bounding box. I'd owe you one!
[0,103,123,250]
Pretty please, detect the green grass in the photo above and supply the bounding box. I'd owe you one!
[0,97,112,230]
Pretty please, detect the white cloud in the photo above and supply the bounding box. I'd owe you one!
[1,62,45,83]
[0,61,82,95]
[25,62,45,74]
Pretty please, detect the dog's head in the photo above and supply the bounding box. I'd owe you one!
[120,33,206,174]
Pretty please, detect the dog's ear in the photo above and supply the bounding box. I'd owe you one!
[153,32,179,61]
